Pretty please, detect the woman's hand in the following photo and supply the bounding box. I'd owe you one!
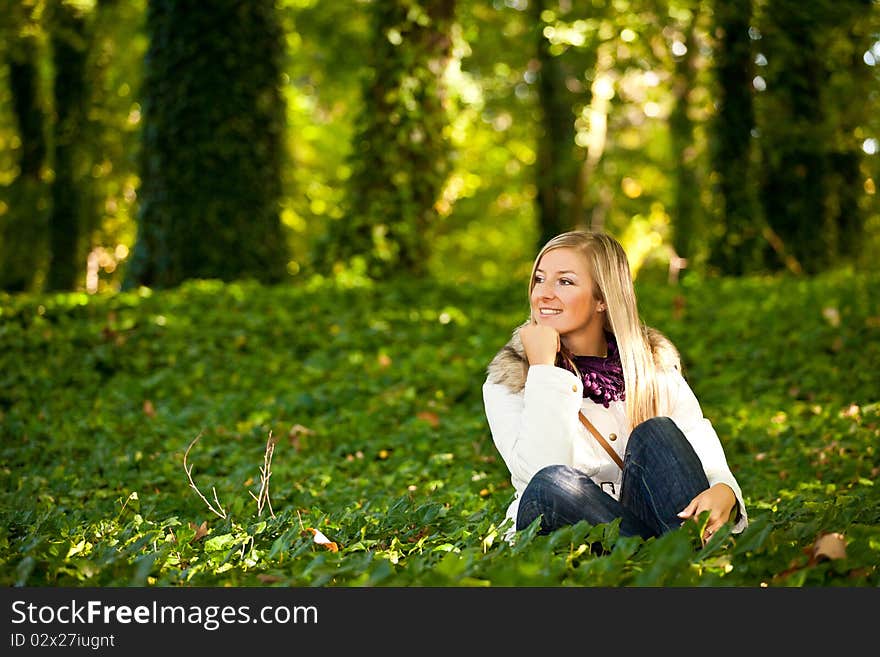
[520,318,560,366]
[677,483,737,544]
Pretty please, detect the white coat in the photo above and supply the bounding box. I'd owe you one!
[482,323,748,537]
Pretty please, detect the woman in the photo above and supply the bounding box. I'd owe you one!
[482,231,747,543]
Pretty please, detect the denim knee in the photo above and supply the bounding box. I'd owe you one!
[626,416,684,460]
[516,465,579,531]
[520,465,574,506]
[530,464,579,487]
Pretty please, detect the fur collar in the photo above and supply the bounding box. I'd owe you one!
[485,320,681,392]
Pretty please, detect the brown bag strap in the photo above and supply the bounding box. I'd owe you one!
[578,411,624,470]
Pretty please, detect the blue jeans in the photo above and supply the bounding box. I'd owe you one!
[515,417,710,538]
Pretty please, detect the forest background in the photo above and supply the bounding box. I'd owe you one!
[1,0,879,588]
[2,0,878,291]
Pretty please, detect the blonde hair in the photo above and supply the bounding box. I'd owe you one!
[529,231,665,428]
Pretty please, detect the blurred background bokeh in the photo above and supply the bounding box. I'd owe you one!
[1,0,878,294]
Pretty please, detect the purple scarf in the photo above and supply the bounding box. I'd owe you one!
[561,332,625,407]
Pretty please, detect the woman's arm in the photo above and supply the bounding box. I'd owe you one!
[665,369,749,533]
[483,365,598,488]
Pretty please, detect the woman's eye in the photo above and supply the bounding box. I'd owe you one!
[534,275,544,284]
[560,278,573,285]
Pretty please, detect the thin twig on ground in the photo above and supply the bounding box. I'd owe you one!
[183,433,228,519]
[249,431,277,518]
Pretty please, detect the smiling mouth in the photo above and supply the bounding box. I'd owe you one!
[539,308,562,315]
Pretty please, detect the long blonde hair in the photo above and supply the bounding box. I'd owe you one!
[529,231,666,428]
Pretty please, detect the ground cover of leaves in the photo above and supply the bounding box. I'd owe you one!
[1,269,878,586]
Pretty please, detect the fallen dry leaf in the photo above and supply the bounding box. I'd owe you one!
[406,527,430,543]
[776,531,849,581]
[289,424,314,437]
[304,527,339,552]
[821,306,841,327]
[143,400,156,418]
[288,424,314,451]
[842,404,860,418]
[811,532,846,563]
[188,521,209,543]
[416,411,440,427]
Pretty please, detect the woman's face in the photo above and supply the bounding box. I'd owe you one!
[530,247,604,341]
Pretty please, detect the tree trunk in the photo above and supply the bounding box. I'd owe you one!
[708,0,764,275]
[532,0,578,249]
[126,0,289,289]
[759,1,830,274]
[0,30,47,292]
[45,2,89,291]
[669,13,699,271]
[829,9,873,260]
[321,0,455,279]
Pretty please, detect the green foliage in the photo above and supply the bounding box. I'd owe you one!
[1,270,878,586]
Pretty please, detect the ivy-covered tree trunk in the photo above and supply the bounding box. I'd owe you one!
[9,37,45,181]
[533,0,579,249]
[708,0,763,275]
[320,0,455,279]
[0,20,47,292]
[669,12,699,271]
[825,1,875,261]
[758,1,830,274]
[45,1,90,291]
[126,0,288,289]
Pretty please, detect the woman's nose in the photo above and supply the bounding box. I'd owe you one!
[535,285,555,300]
